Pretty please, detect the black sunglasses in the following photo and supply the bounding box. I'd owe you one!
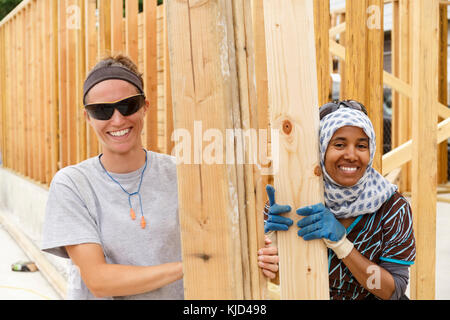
[319,100,368,120]
[84,94,146,120]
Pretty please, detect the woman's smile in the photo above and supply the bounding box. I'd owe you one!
[325,126,370,187]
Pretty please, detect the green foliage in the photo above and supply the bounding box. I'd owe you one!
[0,0,22,21]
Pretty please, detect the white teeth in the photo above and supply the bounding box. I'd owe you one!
[109,128,130,137]
[340,166,357,172]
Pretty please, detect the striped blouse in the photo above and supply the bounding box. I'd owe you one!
[263,191,416,300]
[328,191,416,300]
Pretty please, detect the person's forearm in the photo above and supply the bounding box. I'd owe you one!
[341,248,395,300]
[85,262,183,298]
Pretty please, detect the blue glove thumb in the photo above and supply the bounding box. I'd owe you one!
[264,185,293,233]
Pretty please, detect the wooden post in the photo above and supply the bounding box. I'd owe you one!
[125,0,138,64]
[263,0,329,299]
[410,0,439,300]
[85,0,99,158]
[163,4,173,155]
[111,0,124,54]
[343,0,384,172]
[397,0,412,192]
[313,0,331,106]
[143,0,158,152]
[167,0,264,299]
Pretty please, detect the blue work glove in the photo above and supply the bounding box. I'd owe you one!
[296,203,346,242]
[264,185,293,233]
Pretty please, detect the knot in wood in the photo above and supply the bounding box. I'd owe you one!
[314,165,322,177]
[282,120,293,135]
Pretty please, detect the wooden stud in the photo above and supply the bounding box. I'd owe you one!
[67,0,78,166]
[167,0,260,299]
[263,0,329,300]
[85,0,99,158]
[144,0,158,152]
[410,0,439,300]
[99,0,111,57]
[58,0,69,169]
[76,0,87,164]
[313,0,331,106]
[111,0,124,54]
[438,4,448,184]
[125,0,139,64]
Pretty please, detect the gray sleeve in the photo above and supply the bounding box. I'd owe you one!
[41,171,101,259]
[379,260,410,300]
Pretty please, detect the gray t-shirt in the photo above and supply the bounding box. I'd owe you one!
[41,151,184,300]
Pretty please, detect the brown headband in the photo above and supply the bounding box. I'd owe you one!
[83,66,144,105]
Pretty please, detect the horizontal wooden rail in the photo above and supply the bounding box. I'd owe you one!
[382,117,450,175]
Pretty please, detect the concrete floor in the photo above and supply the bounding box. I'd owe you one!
[0,223,61,300]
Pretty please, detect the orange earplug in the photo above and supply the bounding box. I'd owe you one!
[140,216,146,229]
[130,208,136,220]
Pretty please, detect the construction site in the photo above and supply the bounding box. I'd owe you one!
[0,0,449,301]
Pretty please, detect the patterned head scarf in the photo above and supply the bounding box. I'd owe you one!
[319,107,397,219]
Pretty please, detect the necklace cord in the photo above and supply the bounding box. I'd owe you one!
[98,150,148,219]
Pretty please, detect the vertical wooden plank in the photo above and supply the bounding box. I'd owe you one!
[42,0,50,183]
[366,0,384,171]
[37,0,45,182]
[125,0,139,64]
[24,5,31,176]
[0,26,3,166]
[67,0,78,166]
[167,0,247,299]
[163,4,173,155]
[314,0,331,106]
[251,2,271,261]
[11,16,18,173]
[99,0,111,57]
[144,0,158,152]
[58,0,68,168]
[111,0,124,54]
[397,0,412,192]
[31,0,38,179]
[77,0,87,163]
[391,0,400,149]
[438,4,448,184]
[85,0,99,157]
[410,0,439,301]
[50,0,60,178]
[263,0,329,300]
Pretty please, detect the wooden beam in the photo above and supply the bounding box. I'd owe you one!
[85,0,99,158]
[143,0,158,152]
[382,117,450,175]
[314,0,331,106]
[263,0,329,300]
[410,0,439,300]
[166,0,260,299]
[438,4,448,184]
[125,0,138,64]
[111,0,124,54]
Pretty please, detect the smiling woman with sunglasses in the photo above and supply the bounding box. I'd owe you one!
[261,100,416,300]
[40,54,274,300]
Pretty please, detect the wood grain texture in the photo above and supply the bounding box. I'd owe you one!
[263,0,329,300]
[167,0,246,299]
[410,0,439,300]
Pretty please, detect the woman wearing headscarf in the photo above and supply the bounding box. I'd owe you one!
[261,100,416,300]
